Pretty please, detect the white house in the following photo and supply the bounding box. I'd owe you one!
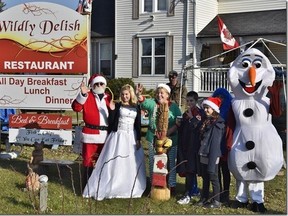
[194,0,286,96]
[91,0,286,96]
[114,0,194,91]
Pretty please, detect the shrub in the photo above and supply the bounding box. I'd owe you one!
[106,77,135,100]
[144,88,155,98]
[106,77,156,100]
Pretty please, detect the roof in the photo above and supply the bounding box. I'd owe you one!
[197,9,286,38]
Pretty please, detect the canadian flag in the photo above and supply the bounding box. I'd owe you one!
[76,0,93,13]
[217,16,239,50]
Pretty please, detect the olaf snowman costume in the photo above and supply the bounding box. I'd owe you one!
[227,48,284,212]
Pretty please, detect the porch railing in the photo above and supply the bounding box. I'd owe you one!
[199,67,231,93]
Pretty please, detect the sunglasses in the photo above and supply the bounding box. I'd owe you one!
[94,82,105,86]
[169,75,177,79]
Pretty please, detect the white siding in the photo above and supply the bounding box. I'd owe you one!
[196,0,286,33]
[218,0,286,14]
[116,0,196,91]
[195,0,218,34]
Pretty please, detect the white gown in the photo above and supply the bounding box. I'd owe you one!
[83,106,147,200]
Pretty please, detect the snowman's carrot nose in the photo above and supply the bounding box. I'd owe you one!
[249,66,256,86]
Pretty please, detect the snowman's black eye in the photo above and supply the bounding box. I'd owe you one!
[242,59,251,68]
[253,60,262,68]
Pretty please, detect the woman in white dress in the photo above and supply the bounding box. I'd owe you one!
[83,84,147,200]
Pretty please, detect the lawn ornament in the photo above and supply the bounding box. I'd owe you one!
[26,163,40,192]
[150,103,172,201]
[29,141,44,172]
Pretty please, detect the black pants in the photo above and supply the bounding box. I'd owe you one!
[218,160,230,199]
[200,163,220,202]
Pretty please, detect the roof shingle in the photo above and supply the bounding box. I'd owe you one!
[197,10,286,38]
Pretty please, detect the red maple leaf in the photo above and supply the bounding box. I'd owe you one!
[223,28,233,40]
[156,160,165,169]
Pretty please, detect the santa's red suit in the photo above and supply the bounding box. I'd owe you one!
[71,75,111,168]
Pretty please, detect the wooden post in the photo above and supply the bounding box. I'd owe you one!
[39,182,48,212]
[5,137,10,152]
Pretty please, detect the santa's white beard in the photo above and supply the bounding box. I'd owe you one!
[92,86,105,94]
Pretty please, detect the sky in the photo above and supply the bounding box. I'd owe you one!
[3,0,79,10]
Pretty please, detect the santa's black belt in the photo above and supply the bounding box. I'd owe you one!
[85,124,108,130]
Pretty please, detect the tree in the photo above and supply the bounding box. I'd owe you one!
[0,1,6,12]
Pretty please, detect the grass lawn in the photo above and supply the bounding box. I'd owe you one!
[0,137,286,215]
[0,109,287,215]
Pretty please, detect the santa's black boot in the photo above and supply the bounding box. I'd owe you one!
[81,166,93,191]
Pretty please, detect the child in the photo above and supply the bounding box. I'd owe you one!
[176,91,203,204]
[83,84,146,200]
[212,88,233,204]
[195,97,225,208]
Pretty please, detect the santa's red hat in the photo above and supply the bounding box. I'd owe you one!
[88,74,107,86]
[202,97,221,113]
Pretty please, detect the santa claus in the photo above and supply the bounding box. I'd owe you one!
[71,74,112,188]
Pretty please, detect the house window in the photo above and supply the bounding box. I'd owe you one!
[158,0,167,10]
[143,0,167,13]
[132,34,173,78]
[99,43,112,77]
[140,37,166,75]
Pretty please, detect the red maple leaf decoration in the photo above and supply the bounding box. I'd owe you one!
[223,28,233,40]
[156,160,165,169]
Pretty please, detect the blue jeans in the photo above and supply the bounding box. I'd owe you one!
[186,173,200,196]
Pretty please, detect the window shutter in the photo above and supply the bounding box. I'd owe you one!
[132,37,139,78]
[112,41,115,78]
[167,0,175,17]
[132,0,139,20]
[166,35,173,76]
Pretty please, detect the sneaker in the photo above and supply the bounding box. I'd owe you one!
[231,200,249,209]
[205,200,221,208]
[177,195,191,205]
[190,191,200,197]
[195,198,209,207]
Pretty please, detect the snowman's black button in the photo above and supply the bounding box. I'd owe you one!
[247,161,257,169]
[246,141,255,150]
[243,108,254,117]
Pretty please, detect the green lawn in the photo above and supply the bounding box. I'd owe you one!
[0,135,286,215]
